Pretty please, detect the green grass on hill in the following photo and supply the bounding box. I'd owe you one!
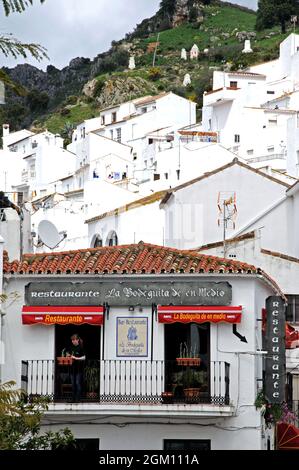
[41,103,97,134]
[36,3,299,137]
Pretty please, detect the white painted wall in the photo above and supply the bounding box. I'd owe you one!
[2,274,273,449]
[164,163,287,249]
[88,200,165,247]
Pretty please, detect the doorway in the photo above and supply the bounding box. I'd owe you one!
[54,324,101,400]
[164,323,210,401]
[55,324,101,360]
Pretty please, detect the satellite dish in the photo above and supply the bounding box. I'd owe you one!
[38,220,65,249]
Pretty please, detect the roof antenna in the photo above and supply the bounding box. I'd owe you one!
[217,192,237,258]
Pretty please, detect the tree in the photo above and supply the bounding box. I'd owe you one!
[0,381,75,450]
[0,0,48,96]
[256,0,299,34]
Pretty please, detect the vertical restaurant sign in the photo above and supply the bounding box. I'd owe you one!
[116,317,148,357]
[265,296,286,404]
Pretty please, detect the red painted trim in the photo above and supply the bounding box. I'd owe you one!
[22,306,103,313]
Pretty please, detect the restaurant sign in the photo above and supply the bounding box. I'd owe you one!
[25,281,232,306]
[265,296,286,404]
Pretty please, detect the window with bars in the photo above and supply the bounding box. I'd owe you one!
[164,439,211,450]
[286,295,299,323]
[116,128,122,143]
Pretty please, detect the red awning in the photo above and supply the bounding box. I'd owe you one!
[22,306,104,325]
[277,422,299,450]
[158,305,242,324]
[286,322,299,349]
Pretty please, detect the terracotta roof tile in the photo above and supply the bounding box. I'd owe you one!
[2,242,283,295]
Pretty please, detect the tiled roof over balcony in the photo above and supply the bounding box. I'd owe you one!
[2,242,283,294]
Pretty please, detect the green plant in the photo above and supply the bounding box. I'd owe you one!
[171,369,207,390]
[255,389,298,427]
[178,342,199,358]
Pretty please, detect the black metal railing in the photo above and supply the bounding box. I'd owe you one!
[21,359,230,405]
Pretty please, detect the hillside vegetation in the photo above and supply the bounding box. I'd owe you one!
[0,1,295,139]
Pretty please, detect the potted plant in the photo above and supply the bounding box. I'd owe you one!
[182,369,207,400]
[57,350,73,365]
[176,342,201,366]
[84,365,99,399]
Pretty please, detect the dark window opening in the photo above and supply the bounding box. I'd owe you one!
[286,295,299,323]
[229,81,238,89]
[164,323,210,398]
[164,439,211,451]
[92,235,103,248]
[65,438,100,451]
[106,230,118,246]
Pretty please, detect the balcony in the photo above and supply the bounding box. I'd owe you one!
[204,87,239,107]
[246,153,285,164]
[21,170,28,183]
[21,359,232,414]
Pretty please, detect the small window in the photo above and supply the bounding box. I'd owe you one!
[92,234,103,248]
[247,149,254,155]
[112,112,117,123]
[267,91,275,95]
[154,173,160,181]
[141,107,147,114]
[286,295,299,323]
[133,153,137,161]
[116,128,121,143]
[144,160,148,168]
[267,146,274,153]
[268,119,277,127]
[110,130,113,140]
[208,119,212,131]
[230,81,238,89]
[164,440,211,451]
[234,134,240,143]
[148,138,154,145]
[65,439,100,451]
[101,115,105,125]
[164,172,168,180]
[106,230,118,247]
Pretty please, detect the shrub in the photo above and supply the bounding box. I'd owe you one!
[148,67,162,81]
[93,77,106,97]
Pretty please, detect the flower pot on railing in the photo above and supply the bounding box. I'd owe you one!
[57,356,73,366]
[176,357,201,366]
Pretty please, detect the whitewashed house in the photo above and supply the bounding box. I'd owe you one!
[1,242,282,450]
[202,34,299,176]
[2,127,76,201]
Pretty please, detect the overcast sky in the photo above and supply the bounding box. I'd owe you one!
[0,0,257,71]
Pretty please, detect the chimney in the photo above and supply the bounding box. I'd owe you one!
[2,124,9,137]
